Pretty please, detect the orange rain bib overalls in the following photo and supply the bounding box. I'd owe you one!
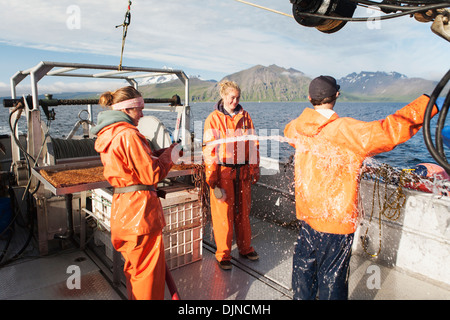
[203,103,260,262]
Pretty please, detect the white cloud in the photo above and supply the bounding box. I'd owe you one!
[0,82,10,96]
[2,80,125,97]
[0,0,448,98]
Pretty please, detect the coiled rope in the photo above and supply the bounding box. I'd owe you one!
[50,138,99,160]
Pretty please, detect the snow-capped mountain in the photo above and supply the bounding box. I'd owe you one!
[338,71,436,99]
[138,67,203,86]
[139,73,178,86]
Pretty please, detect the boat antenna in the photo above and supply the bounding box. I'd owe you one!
[116,0,132,70]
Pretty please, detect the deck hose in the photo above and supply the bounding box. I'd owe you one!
[423,68,450,174]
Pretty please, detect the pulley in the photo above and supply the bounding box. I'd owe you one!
[290,0,357,33]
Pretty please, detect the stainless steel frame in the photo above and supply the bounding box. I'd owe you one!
[7,62,192,254]
[9,61,191,167]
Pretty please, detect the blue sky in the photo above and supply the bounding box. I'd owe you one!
[0,0,448,96]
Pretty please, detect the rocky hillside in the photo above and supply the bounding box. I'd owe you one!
[339,71,438,101]
[139,64,311,102]
[137,64,439,102]
[213,64,310,102]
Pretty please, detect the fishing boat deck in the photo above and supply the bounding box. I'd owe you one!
[3,61,449,302]
[1,216,449,300]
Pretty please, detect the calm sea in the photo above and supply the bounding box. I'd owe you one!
[0,99,446,169]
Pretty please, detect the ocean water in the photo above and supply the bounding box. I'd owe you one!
[161,99,448,169]
[0,99,446,169]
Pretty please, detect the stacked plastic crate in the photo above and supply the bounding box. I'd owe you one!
[91,186,203,270]
[160,189,203,269]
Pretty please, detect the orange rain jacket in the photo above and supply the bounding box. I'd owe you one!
[284,95,437,235]
[203,104,260,185]
[203,102,260,261]
[91,110,174,299]
[92,111,173,238]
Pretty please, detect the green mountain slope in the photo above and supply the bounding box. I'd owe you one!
[140,65,438,102]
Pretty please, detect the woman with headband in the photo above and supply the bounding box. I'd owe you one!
[91,86,180,300]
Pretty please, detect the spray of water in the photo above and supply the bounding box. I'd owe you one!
[178,132,449,195]
[176,133,450,228]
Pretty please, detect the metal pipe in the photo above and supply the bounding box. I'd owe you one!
[54,194,74,240]
[3,96,182,108]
